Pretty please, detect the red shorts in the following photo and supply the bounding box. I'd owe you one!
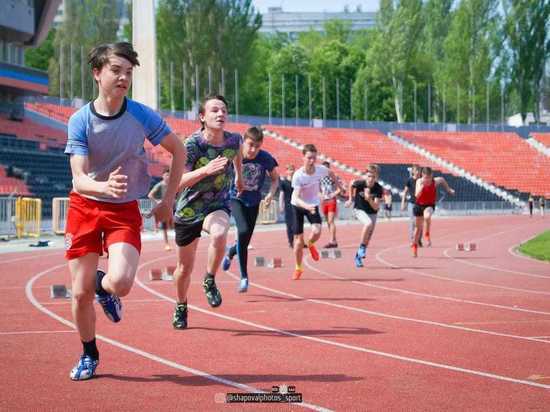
[64,192,142,260]
[321,198,338,215]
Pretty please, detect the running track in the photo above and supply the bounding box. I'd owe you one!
[1,215,549,410]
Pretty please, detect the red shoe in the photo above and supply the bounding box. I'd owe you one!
[308,243,319,261]
[292,268,303,280]
[411,244,418,258]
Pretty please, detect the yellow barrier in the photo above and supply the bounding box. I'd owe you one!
[257,199,279,224]
[15,197,42,238]
[52,197,70,234]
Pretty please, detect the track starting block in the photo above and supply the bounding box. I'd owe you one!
[321,249,342,259]
[149,268,163,281]
[50,284,70,299]
[267,257,282,268]
[254,256,266,267]
[456,242,477,252]
[163,265,176,280]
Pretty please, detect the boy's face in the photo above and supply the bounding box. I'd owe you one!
[303,150,317,168]
[412,167,420,178]
[93,54,133,98]
[162,172,169,183]
[242,137,262,160]
[286,167,295,179]
[365,171,376,186]
[422,172,433,183]
[201,99,227,130]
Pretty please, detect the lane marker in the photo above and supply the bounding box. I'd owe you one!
[134,258,550,390]
[0,330,75,336]
[25,260,331,412]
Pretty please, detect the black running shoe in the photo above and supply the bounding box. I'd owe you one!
[203,276,222,307]
[172,303,188,329]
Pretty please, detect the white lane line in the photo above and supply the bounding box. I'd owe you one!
[375,226,550,296]
[0,330,75,335]
[225,267,550,344]
[40,298,167,306]
[307,257,550,316]
[0,252,62,265]
[443,247,550,279]
[134,257,550,390]
[25,260,331,412]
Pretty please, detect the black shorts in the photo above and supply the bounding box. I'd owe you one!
[384,204,392,211]
[292,205,322,235]
[174,221,204,247]
[413,204,435,217]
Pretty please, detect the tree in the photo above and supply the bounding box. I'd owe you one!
[503,0,550,123]
[156,0,261,112]
[364,0,424,123]
[25,29,56,71]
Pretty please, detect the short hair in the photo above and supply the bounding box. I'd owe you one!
[162,168,170,175]
[88,42,139,71]
[422,166,433,176]
[322,161,330,168]
[302,144,317,155]
[286,164,295,171]
[199,94,229,128]
[243,126,263,143]
[365,164,380,176]
[411,164,420,172]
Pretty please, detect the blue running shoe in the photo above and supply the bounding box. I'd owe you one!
[354,253,364,268]
[222,254,232,271]
[96,270,122,322]
[70,354,98,381]
[357,246,367,259]
[238,278,248,293]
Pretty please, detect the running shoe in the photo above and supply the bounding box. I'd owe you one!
[354,253,364,268]
[222,253,232,271]
[292,268,303,280]
[172,303,188,329]
[203,276,222,307]
[323,242,338,249]
[238,278,249,293]
[356,246,367,259]
[425,235,432,247]
[95,270,122,323]
[412,244,418,258]
[308,243,320,261]
[70,354,98,381]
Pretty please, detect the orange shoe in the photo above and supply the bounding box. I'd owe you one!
[292,268,303,280]
[425,234,432,247]
[411,244,418,258]
[308,243,319,261]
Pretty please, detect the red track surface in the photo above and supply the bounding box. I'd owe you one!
[1,215,550,410]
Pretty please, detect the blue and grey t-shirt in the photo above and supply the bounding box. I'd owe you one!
[230,150,278,207]
[65,98,171,203]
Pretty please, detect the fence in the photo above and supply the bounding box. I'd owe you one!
[14,197,41,238]
[0,197,16,236]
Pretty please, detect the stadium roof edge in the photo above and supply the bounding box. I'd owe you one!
[26,0,62,47]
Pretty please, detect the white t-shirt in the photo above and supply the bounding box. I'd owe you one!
[291,165,329,207]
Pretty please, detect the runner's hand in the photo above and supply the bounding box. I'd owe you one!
[104,166,128,198]
[204,156,228,176]
[263,192,273,207]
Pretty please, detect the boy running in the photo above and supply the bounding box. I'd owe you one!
[346,164,384,268]
[64,42,185,380]
[412,167,455,257]
[222,127,279,292]
[171,94,243,329]
[401,165,422,245]
[291,144,337,280]
[319,161,344,248]
[148,168,172,251]
[278,165,296,248]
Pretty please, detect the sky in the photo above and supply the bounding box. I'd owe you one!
[252,0,380,13]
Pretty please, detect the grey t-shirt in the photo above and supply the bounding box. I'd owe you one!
[65,98,171,203]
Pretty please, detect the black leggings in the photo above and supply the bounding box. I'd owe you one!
[228,199,260,279]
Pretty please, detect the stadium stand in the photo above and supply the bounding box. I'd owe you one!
[25,101,76,124]
[0,115,65,148]
[0,165,31,196]
[264,126,502,202]
[531,133,550,148]
[395,130,550,197]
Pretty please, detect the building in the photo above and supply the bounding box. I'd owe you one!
[259,6,377,38]
[0,0,61,118]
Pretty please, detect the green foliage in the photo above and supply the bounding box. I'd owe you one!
[519,230,550,262]
[25,29,56,71]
